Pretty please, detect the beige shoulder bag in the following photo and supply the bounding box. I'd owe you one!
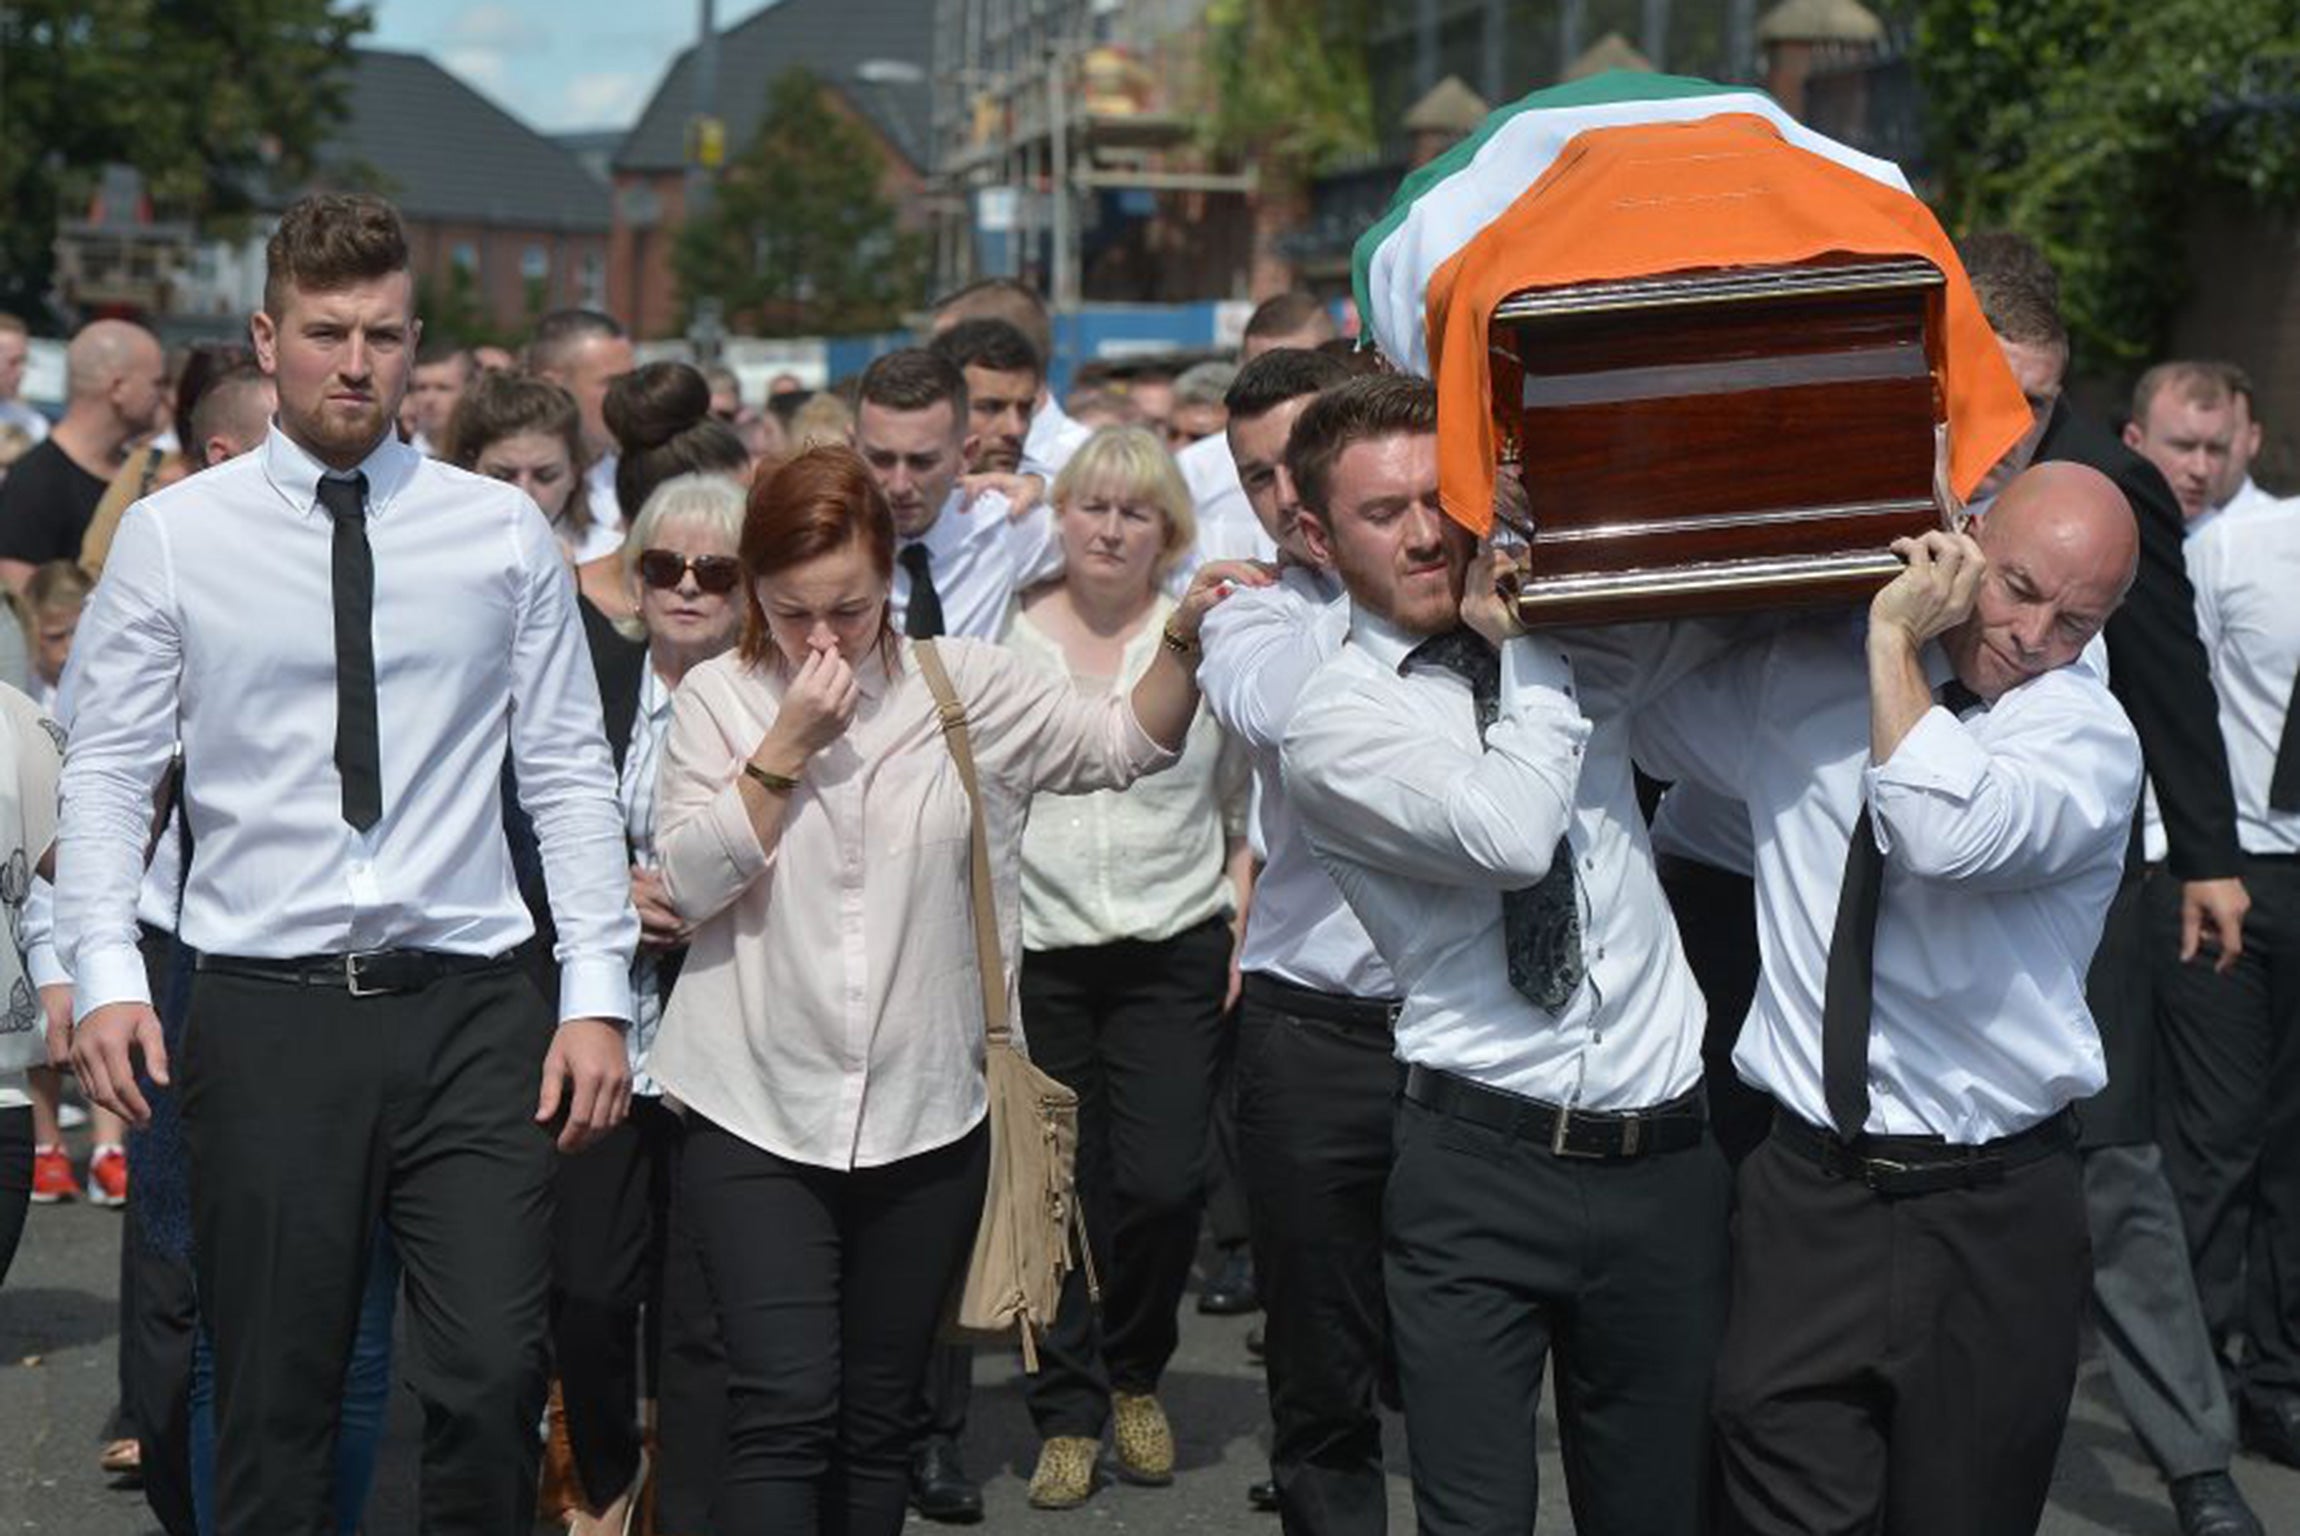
[913,639,1093,1370]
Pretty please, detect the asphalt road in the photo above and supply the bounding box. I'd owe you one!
[5,1193,2299,1533]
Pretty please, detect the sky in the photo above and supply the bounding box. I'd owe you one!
[368,0,769,135]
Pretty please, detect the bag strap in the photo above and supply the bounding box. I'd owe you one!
[913,640,1011,1050]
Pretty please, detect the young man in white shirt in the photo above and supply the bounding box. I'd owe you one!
[1281,376,1732,1536]
[2162,423,2300,1479]
[55,192,637,1536]
[852,348,1058,647]
[1196,347,1404,1531]
[1635,462,2144,1534]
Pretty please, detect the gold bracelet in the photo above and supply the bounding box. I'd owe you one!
[1160,620,1199,658]
[743,761,799,795]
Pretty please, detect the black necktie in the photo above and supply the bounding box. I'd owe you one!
[899,542,944,639]
[318,472,382,832]
[1821,676,1982,1139]
[1407,628,1585,1013]
[2271,670,2300,814]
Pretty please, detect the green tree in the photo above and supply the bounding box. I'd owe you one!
[1901,0,2300,365]
[673,68,926,336]
[1202,0,1378,172]
[0,0,372,315]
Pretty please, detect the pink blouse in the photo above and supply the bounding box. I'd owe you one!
[646,637,1176,1169]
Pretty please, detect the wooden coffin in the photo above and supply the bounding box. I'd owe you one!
[1490,257,1949,628]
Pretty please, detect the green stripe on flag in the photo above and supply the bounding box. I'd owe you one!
[1349,70,1750,337]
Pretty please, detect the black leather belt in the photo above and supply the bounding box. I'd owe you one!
[1402,1062,1707,1160]
[1769,1105,2076,1196]
[1240,972,1402,1032]
[196,949,513,997]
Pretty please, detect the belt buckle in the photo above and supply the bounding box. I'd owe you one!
[344,952,390,998]
[1550,1105,1609,1159]
[1859,1154,1912,1192]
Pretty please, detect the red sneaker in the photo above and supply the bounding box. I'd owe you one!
[87,1144,128,1208]
[30,1144,80,1203]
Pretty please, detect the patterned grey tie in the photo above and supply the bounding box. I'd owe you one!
[1407,628,1585,1013]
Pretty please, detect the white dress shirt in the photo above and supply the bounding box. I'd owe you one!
[1023,396,1094,480]
[54,425,637,1024]
[1634,617,2142,1142]
[1008,596,1245,951]
[1283,609,1717,1109]
[645,638,1176,1169]
[890,487,1059,641]
[1649,781,1755,879]
[585,453,623,538]
[621,664,675,1092]
[1198,566,1394,998]
[2186,490,2300,855]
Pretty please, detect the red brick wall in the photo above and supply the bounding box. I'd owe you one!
[405,221,612,341]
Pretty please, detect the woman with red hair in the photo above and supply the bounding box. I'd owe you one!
[644,444,1255,1534]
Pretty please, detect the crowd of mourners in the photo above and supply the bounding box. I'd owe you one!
[0,188,2292,1536]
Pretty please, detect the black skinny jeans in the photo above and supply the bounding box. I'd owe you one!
[683,1116,987,1536]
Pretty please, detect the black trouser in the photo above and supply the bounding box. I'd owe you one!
[1018,919,1230,1438]
[183,964,556,1536]
[1655,854,1770,1165]
[654,1116,728,1535]
[1714,1124,2089,1536]
[551,1093,682,1509]
[1388,1086,1730,1536]
[2154,855,2300,1404]
[0,1102,28,1289]
[685,1116,987,1535]
[1234,974,1399,1536]
[124,1225,200,1534]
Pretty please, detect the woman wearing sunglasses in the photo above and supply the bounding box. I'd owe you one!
[537,472,749,1536]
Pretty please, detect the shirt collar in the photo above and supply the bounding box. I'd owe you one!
[638,662,675,720]
[260,421,419,521]
[1346,604,1436,674]
[906,489,970,559]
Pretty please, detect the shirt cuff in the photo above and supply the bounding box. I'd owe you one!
[1864,706,1990,854]
[707,777,773,885]
[70,943,153,1022]
[1500,633,1575,700]
[1869,705,1989,799]
[555,957,634,1027]
[27,941,67,991]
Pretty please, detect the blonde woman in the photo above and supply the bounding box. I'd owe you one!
[1002,427,1250,1508]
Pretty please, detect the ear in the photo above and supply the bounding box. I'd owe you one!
[2119,421,2143,453]
[1297,508,1335,568]
[249,309,278,374]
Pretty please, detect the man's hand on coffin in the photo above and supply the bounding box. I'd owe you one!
[1462,544,1529,647]
[1871,530,1985,651]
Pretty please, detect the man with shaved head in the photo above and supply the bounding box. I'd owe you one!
[0,318,166,590]
[1635,462,2145,1535]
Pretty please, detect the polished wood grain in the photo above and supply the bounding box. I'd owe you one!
[1490,260,1949,628]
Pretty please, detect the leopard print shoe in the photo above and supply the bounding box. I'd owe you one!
[1110,1391,1175,1486]
[1028,1435,1101,1510]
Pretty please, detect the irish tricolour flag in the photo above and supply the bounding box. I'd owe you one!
[1348,70,2029,533]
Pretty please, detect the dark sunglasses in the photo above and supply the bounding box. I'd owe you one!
[638,549,743,594]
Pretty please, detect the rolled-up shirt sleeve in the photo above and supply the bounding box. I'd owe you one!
[506,513,638,1024]
[1284,637,1590,889]
[1865,675,2142,892]
[654,671,776,928]
[55,505,179,1018]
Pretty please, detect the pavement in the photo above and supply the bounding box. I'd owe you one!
[5,1193,2300,1533]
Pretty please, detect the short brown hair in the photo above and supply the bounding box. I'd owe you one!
[447,369,592,534]
[2131,360,2236,429]
[857,348,968,420]
[1958,230,2067,353]
[1285,374,1438,522]
[738,445,897,669]
[1243,292,1332,345]
[0,313,26,341]
[263,193,410,318]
